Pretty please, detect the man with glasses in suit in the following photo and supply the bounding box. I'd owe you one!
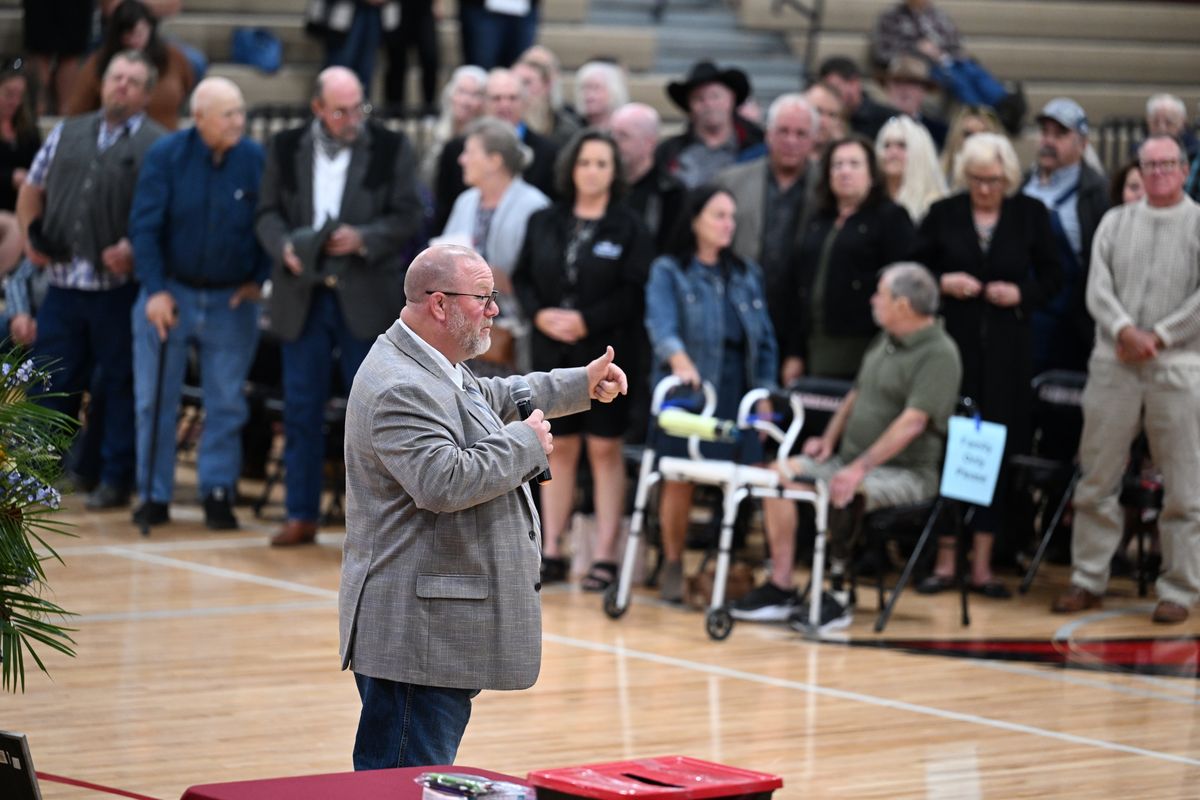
[340,243,627,768]
[256,65,423,546]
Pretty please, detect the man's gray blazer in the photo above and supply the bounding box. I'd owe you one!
[338,320,590,691]
[255,121,423,342]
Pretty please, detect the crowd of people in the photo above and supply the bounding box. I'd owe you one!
[4,0,1200,630]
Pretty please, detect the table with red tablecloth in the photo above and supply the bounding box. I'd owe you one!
[180,765,526,800]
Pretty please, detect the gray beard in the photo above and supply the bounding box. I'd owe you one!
[448,304,491,360]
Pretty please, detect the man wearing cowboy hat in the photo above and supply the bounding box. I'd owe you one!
[654,60,764,189]
[883,55,947,148]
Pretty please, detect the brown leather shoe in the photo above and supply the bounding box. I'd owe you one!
[1152,600,1189,624]
[1051,584,1102,613]
[270,520,318,547]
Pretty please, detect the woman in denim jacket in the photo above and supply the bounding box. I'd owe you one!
[644,185,778,602]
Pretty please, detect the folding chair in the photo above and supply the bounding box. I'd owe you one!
[863,397,985,633]
[1013,370,1086,593]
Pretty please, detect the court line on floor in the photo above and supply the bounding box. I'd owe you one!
[107,547,339,598]
[544,632,1200,768]
[1055,608,1200,692]
[55,532,346,558]
[93,547,1200,759]
[72,599,336,624]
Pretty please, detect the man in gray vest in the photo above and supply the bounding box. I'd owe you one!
[255,66,423,547]
[16,49,166,509]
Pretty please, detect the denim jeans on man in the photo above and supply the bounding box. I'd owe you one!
[324,2,383,93]
[458,4,539,68]
[353,674,477,769]
[132,282,261,503]
[931,59,1006,108]
[34,283,139,490]
[281,289,373,522]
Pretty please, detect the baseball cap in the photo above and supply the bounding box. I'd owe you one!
[1036,98,1089,136]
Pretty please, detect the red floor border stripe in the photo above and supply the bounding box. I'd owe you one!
[37,771,162,800]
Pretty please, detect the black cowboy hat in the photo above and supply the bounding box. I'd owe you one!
[666,60,751,110]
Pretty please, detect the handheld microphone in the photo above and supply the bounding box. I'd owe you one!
[510,379,553,484]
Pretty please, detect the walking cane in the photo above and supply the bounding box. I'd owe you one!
[140,329,169,538]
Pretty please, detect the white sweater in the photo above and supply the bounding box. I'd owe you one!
[1087,195,1200,364]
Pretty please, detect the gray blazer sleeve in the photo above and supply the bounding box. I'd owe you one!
[371,367,589,514]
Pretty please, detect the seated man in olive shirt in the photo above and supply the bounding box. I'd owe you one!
[731,262,961,630]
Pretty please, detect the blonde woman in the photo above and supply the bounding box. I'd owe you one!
[514,46,581,147]
[940,105,1003,179]
[876,114,947,222]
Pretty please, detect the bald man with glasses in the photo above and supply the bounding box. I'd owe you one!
[256,65,423,546]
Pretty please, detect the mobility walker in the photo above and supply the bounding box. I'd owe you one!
[604,376,830,640]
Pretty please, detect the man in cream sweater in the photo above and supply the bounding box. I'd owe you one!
[1052,135,1200,624]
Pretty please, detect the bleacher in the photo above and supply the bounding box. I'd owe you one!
[1,0,1199,152]
[741,0,1200,126]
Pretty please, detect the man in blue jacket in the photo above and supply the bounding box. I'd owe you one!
[128,76,269,529]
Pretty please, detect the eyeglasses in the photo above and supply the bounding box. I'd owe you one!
[328,103,372,121]
[966,173,1006,188]
[0,56,23,75]
[426,289,499,310]
[1139,159,1181,174]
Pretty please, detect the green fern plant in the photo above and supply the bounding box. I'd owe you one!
[0,353,79,692]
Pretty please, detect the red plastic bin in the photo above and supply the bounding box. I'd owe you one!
[526,756,782,800]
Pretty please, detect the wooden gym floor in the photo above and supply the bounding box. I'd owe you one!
[7,471,1200,800]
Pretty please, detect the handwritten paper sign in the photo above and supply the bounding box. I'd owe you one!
[939,416,1007,506]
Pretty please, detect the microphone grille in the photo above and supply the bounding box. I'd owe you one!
[509,378,532,403]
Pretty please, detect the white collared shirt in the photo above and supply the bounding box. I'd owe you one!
[313,146,351,226]
[398,315,463,389]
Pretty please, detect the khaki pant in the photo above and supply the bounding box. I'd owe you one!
[794,455,939,513]
[793,456,939,566]
[1072,358,1200,607]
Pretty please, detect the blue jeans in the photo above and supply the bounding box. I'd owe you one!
[324,3,383,94]
[33,283,138,489]
[280,289,373,522]
[458,5,539,68]
[932,59,1007,108]
[132,283,261,503]
[353,674,477,769]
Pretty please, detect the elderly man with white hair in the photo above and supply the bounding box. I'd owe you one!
[717,93,818,370]
[127,76,268,530]
[732,262,962,630]
[1053,135,1200,625]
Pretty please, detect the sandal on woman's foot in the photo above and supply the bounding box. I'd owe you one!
[581,561,618,592]
[540,556,569,583]
[916,574,956,594]
[969,579,1012,599]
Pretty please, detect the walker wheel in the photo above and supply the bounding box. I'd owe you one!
[705,608,734,640]
[603,584,627,619]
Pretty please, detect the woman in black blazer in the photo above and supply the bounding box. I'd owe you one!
[913,132,1061,597]
[784,135,916,383]
[512,128,652,591]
